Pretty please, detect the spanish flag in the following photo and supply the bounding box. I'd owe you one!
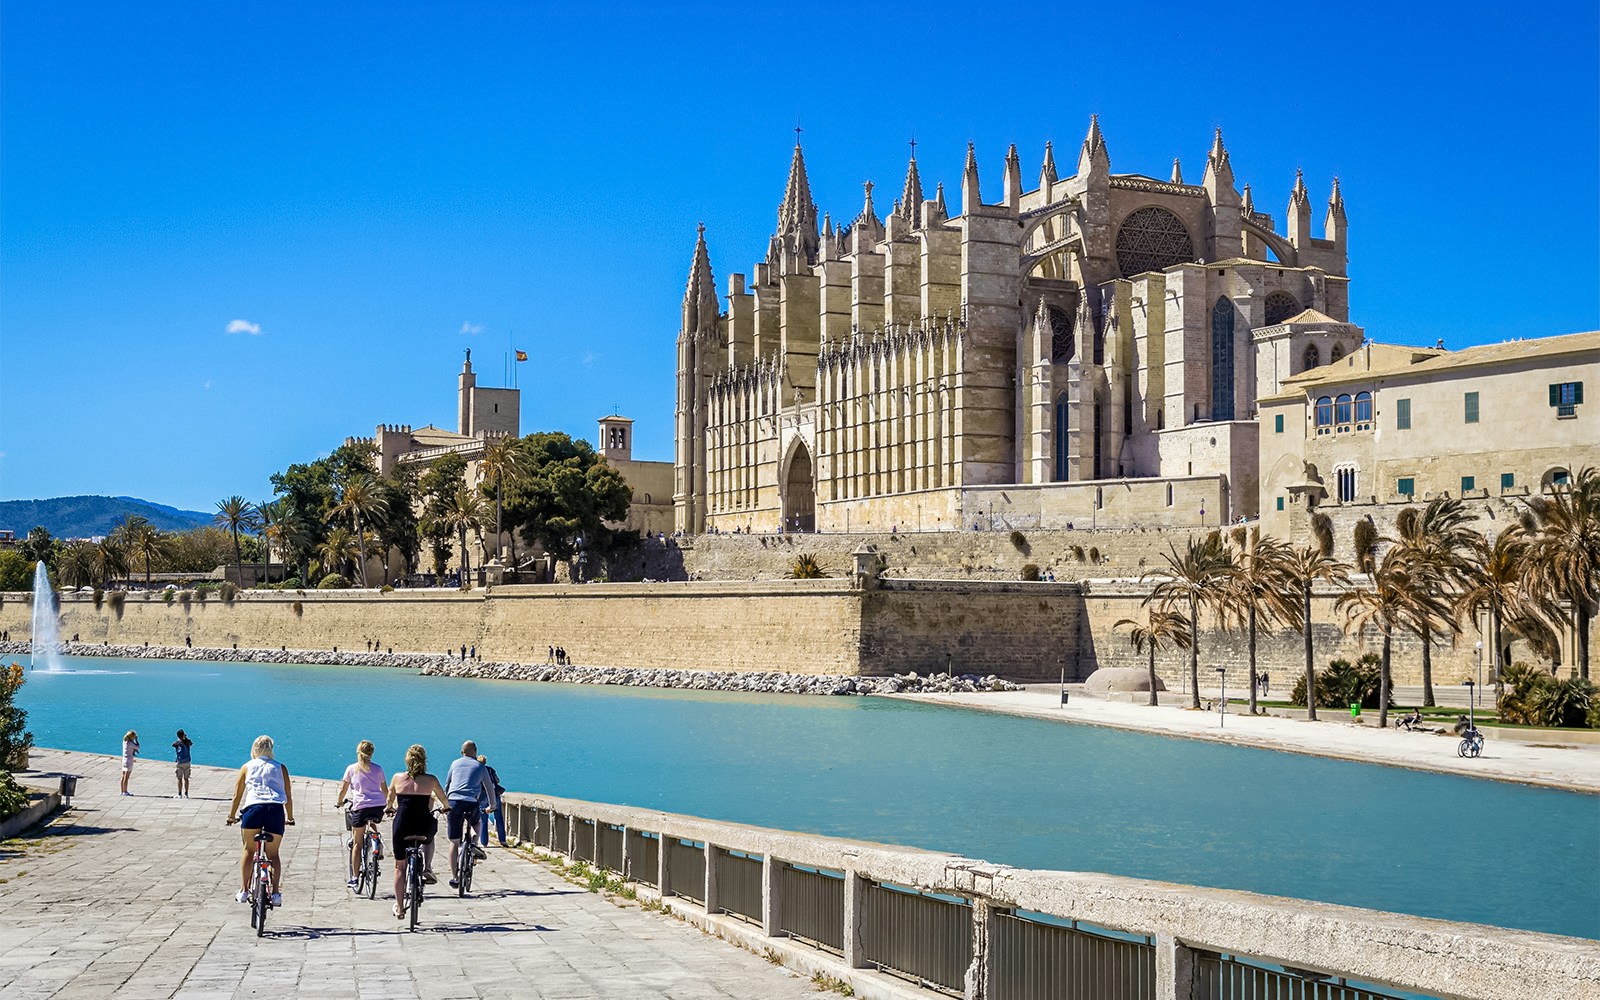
[515,350,528,362]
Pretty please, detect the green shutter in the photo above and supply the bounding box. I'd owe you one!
[1274,414,1284,433]
[1576,382,1585,404]
[1551,384,1561,406]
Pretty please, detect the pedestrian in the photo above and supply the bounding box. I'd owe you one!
[476,754,508,848]
[1261,671,1270,697]
[469,645,476,660]
[185,636,192,648]
[172,729,193,798]
[546,645,554,665]
[459,645,466,661]
[120,730,140,795]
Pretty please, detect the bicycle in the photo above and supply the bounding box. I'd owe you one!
[455,825,477,898]
[247,830,274,936]
[1457,726,1484,758]
[399,835,430,931]
[354,820,383,900]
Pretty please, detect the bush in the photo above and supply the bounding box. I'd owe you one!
[1290,654,1390,709]
[0,663,35,819]
[107,590,126,612]
[218,581,238,603]
[1020,563,1041,581]
[1499,663,1596,728]
[379,584,394,594]
[1087,546,1101,563]
[280,577,302,590]
[790,553,826,579]
[1009,530,1027,551]
[291,601,304,617]
[92,588,104,610]
[1071,545,1086,562]
[317,573,350,590]
[162,589,175,605]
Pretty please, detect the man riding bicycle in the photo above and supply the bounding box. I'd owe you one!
[444,740,498,889]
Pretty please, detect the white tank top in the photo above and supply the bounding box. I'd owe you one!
[242,757,287,807]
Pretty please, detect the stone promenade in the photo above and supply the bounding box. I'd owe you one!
[0,749,818,1000]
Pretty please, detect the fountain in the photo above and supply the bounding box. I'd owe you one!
[30,561,63,672]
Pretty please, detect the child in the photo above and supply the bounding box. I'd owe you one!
[172,730,193,798]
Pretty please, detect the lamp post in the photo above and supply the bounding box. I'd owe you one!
[1464,678,1476,731]
[1474,640,1483,711]
[1059,658,1068,708]
[1200,503,1207,527]
[1214,666,1226,727]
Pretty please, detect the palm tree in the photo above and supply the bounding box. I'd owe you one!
[113,514,169,588]
[1455,527,1560,699]
[91,537,128,588]
[331,474,388,588]
[255,501,281,586]
[1390,498,1478,705]
[1220,530,1297,715]
[439,486,488,588]
[1337,548,1452,728]
[1283,544,1352,721]
[58,541,99,589]
[1145,532,1238,708]
[214,496,259,588]
[1521,467,1600,679]
[477,434,525,566]
[318,526,361,582]
[1114,610,1191,706]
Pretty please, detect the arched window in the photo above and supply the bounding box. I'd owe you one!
[1335,394,1353,427]
[1115,207,1195,277]
[1336,466,1358,503]
[1211,298,1236,420]
[1053,393,1070,481]
[1301,343,1321,372]
[1330,344,1345,364]
[1354,391,1373,428]
[1315,396,1333,433]
[1264,291,1300,325]
[1049,307,1075,364]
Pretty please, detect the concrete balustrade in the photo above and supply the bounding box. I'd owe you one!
[502,791,1599,1000]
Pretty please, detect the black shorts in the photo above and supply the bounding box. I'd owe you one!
[345,805,386,829]
[239,803,286,836]
[446,800,479,841]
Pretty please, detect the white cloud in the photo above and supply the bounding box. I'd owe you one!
[226,319,262,335]
[581,351,599,367]
[203,380,213,390]
[460,321,484,335]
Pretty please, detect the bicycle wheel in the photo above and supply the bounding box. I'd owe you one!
[254,877,268,937]
[456,848,469,898]
[408,857,421,931]
[366,843,379,900]
[1457,739,1469,758]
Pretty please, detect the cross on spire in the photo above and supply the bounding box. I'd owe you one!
[794,120,803,143]
[909,135,917,158]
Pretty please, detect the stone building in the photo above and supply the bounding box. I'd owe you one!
[347,350,522,478]
[1258,330,1600,543]
[597,414,675,538]
[674,119,1355,535]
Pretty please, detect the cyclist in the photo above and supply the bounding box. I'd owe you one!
[387,744,449,919]
[225,735,296,907]
[335,739,389,888]
[444,741,497,888]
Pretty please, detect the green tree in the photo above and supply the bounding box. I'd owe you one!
[114,514,170,588]
[318,526,361,581]
[1283,544,1353,722]
[1390,498,1477,705]
[0,550,34,592]
[1521,467,1600,679]
[57,541,99,589]
[19,527,54,570]
[1144,532,1238,709]
[1456,528,1560,701]
[1338,547,1452,728]
[477,434,527,567]
[501,432,632,569]
[376,467,422,582]
[0,663,35,818]
[1114,609,1191,707]
[331,474,387,588]
[439,486,488,586]
[91,537,128,587]
[214,496,260,588]
[1220,530,1297,714]
[420,452,470,582]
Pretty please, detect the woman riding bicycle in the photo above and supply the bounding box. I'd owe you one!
[386,743,449,919]
[335,739,389,888]
[225,734,296,907]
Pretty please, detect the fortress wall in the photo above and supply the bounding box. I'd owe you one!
[864,581,1082,680]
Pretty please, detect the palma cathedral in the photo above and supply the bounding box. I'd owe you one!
[674,118,1364,535]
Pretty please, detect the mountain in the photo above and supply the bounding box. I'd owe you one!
[0,496,215,539]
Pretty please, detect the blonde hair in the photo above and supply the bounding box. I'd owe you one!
[405,744,427,777]
[251,735,275,759]
[123,730,138,743]
[356,740,375,771]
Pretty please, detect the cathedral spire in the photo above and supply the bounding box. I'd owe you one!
[1202,126,1235,193]
[897,145,923,223]
[1287,168,1313,247]
[1325,175,1347,247]
[1171,157,1183,184]
[682,223,718,337]
[1241,183,1254,215]
[962,141,982,214]
[774,139,819,269]
[932,181,948,222]
[1039,140,1057,187]
[856,179,879,226]
[1003,143,1022,210]
[1078,114,1109,178]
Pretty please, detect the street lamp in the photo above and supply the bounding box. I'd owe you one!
[1059,657,1068,708]
[1200,503,1207,527]
[1474,640,1483,710]
[1464,678,1476,731]
[1214,666,1226,727]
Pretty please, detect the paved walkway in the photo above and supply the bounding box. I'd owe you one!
[890,688,1600,794]
[1,749,817,1000]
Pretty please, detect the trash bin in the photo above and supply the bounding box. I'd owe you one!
[1350,703,1361,720]
[58,775,77,804]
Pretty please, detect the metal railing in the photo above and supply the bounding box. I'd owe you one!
[552,812,570,855]
[573,819,596,863]
[989,912,1155,1000]
[665,837,706,904]
[713,848,763,924]
[779,863,845,954]
[861,881,973,996]
[1197,955,1415,1000]
[626,829,659,886]
[598,823,625,874]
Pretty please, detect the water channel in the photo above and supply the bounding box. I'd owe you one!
[15,655,1599,940]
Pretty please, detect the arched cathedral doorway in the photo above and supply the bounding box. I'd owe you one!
[783,442,816,532]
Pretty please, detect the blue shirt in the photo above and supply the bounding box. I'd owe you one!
[173,740,191,765]
[444,756,496,807]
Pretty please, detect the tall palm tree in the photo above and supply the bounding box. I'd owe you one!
[91,537,129,588]
[1114,609,1191,706]
[1145,532,1238,708]
[255,501,281,586]
[114,514,169,588]
[477,434,525,566]
[1391,498,1478,705]
[318,526,361,582]
[1455,527,1560,698]
[1338,548,1452,728]
[1521,467,1600,679]
[1283,544,1352,721]
[439,486,488,588]
[331,474,388,588]
[1220,530,1298,715]
[214,496,259,588]
[58,541,99,589]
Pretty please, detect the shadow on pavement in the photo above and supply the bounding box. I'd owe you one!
[469,888,584,899]
[282,922,552,939]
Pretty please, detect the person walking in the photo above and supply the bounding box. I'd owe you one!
[335,740,389,888]
[120,731,140,795]
[172,730,193,798]
[386,744,449,917]
[225,735,296,907]
[443,741,496,888]
[476,754,508,848]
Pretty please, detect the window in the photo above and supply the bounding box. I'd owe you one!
[1211,298,1235,420]
[1461,476,1476,494]
[1265,291,1301,325]
[1165,483,1174,507]
[1397,477,1415,497]
[1115,207,1195,277]
[1301,343,1320,372]
[1464,391,1480,424]
[1330,344,1345,364]
[1354,391,1373,428]
[1315,396,1334,434]
[1501,472,1516,491]
[1274,413,1284,434]
[1053,393,1070,481]
[1395,398,1411,430]
[1335,393,1353,428]
[1336,467,1358,502]
[1550,381,1584,418]
[1276,497,1285,511]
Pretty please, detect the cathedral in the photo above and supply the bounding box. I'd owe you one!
[674,118,1364,535]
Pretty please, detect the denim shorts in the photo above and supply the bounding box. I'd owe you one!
[239,802,286,836]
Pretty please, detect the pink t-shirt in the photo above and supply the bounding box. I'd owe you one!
[342,762,387,809]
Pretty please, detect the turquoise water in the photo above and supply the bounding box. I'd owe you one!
[16,655,1600,940]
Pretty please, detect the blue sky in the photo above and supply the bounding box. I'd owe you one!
[2,2,1596,512]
